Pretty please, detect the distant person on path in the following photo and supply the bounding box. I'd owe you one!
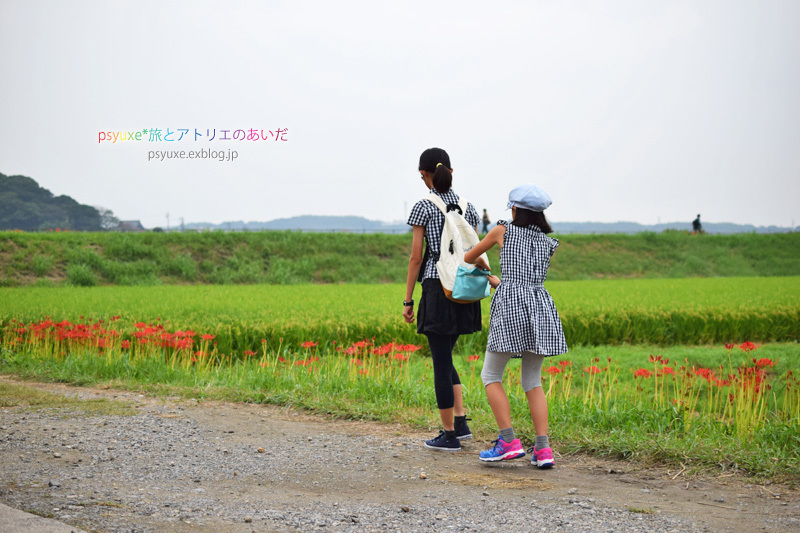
[403,147,481,452]
[464,184,568,468]
[692,214,703,234]
[482,209,490,233]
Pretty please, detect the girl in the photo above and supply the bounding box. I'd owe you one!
[404,147,482,452]
[464,183,567,468]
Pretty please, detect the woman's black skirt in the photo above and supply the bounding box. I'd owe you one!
[417,278,482,336]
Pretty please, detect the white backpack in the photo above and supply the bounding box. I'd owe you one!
[425,193,490,303]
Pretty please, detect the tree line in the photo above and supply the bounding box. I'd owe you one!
[0,173,118,231]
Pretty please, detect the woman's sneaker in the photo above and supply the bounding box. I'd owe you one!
[424,430,461,452]
[479,437,525,462]
[454,416,472,440]
[530,446,555,469]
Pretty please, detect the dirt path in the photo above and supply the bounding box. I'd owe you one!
[0,378,797,532]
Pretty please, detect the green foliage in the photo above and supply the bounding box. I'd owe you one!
[66,264,98,286]
[1,230,799,286]
[32,254,53,276]
[0,173,102,231]
[1,277,798,348]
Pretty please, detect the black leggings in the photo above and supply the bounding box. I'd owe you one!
[425,333,462,410]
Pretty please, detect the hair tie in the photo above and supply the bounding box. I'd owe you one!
[436,163,443,168]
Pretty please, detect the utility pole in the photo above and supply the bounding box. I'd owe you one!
[166,213,170,232]
[180,217,185,232]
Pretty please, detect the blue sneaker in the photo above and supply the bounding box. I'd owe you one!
[479,437,525,462]
[424,430,461,452]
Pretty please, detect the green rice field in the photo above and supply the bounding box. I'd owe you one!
[1,276,797,352]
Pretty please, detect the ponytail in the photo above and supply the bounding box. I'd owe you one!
[432,163,452,194]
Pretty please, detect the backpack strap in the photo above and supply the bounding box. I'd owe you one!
[426,193,470,217]
[426,193,448,215]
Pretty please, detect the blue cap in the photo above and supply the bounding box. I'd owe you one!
[506,184,552,212]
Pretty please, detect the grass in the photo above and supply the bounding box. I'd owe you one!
[0,382,136,416]
[2,340,798,483]
[1,277,798,349]
[1,230,799,286]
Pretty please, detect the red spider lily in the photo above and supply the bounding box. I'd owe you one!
[738,367,767,393]
[724,343,735,350]
[397,343,422,352]
[350,358,363,366]
[740,341,759,352]
[371,344,393,356]
[259,361,269,368]
[583,366,602,374]
[194,351,205,357]
[344,340,372,355]
[468,355,480,362]
[121,340,130,349]
[694,368,715,382]
[558,360,572,368]
[394,353,410,361]
[545,366,562,376]
[648,354,664,363]
[244,350,256,356]
[658,366,675,376]
[753,358,774,368]
[201,334,215,341]
[278,356,286,363]
[633,368,653,378]
[301,341,318,348]
[358,369,368,376]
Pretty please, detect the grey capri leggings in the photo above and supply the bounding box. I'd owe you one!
[481,351,546,392]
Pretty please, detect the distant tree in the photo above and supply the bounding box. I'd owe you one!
[96,207,120,230]
[0,172,102,231]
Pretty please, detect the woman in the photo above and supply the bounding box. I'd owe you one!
[403,147,482,451]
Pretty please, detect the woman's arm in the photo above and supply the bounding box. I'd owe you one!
[403,225,425,324]
[464,224,506,266]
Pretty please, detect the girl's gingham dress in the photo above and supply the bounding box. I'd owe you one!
[486,220,568,356]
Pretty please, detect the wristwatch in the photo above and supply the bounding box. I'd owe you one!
[403,300,414,307]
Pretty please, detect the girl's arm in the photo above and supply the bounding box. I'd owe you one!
[464,224,506,266]
[403,225,425,324]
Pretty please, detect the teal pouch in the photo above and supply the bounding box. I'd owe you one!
[451,266,491,302]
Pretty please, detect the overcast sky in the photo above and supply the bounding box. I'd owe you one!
[1,0,798,229]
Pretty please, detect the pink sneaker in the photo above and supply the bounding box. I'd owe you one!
[531,446,554,469]
[479,437,525,462]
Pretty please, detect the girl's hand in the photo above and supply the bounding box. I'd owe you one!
[403,305,415,324]
[487,275,500,289]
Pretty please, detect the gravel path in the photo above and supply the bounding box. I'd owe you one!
[1,379,797,532]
